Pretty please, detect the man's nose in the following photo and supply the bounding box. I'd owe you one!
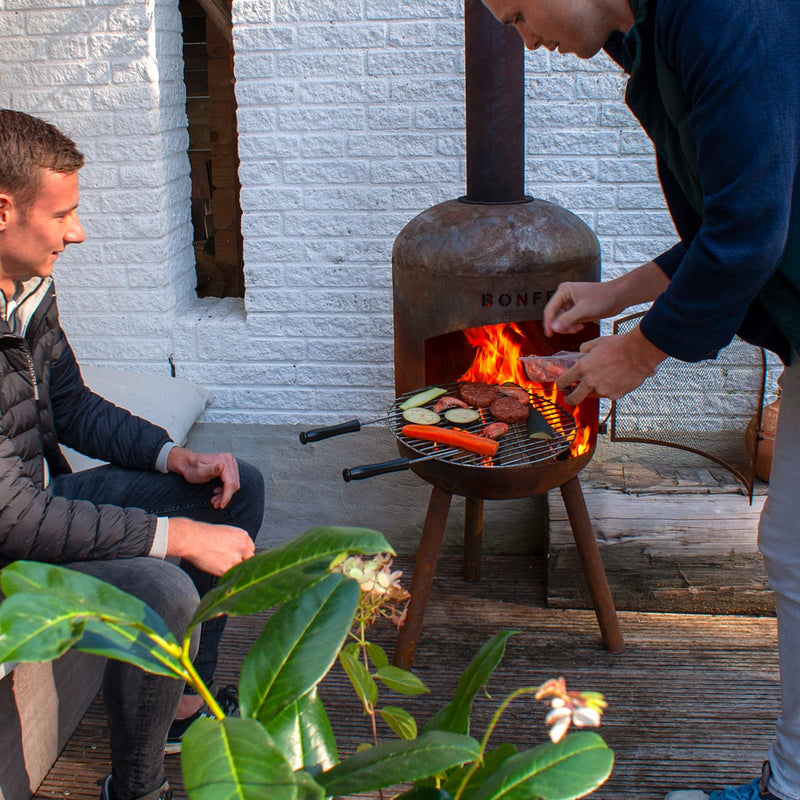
[515,22,541,50]
[65,214,86,244]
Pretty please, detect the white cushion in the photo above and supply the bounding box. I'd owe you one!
[60,366,212,472]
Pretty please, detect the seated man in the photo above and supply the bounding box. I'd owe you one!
[0,108,266,800]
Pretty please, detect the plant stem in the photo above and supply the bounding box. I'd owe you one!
[452,686,540,800]
[179,632,224,718]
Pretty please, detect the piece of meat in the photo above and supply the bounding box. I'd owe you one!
[480,421,509,439]
[522,361,569,382]
[459,381,498,408]
[497,384,530,404]
[432,395,470,413]
[489,395,529,424]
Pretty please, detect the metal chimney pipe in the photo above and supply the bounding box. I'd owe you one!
[463,0,527,203]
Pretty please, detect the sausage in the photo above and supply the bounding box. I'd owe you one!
[497,384,530,404]
[480,422,510,439]
[432,395,470,413]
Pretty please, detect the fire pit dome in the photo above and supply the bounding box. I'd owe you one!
[392,198,601,396]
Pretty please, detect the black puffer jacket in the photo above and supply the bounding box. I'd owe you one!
[0,278,172,567]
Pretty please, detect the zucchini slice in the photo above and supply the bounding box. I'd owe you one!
[402,407,441,425]
[399,386,447,411]
[444,408,480,424]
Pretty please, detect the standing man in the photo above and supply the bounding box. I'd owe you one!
[479,1,800,799]
[0,109,265,800]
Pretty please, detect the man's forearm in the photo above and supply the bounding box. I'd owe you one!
[610,260,671,310]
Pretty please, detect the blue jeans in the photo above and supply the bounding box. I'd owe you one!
[52,460,264,800]
[760,356,800,800]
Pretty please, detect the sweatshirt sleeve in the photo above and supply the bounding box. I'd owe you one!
[637,0,798,362]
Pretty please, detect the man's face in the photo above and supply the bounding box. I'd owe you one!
[0,169,86,294]
[481,0,629,59]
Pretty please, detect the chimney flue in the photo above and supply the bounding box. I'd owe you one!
[464,0,527,204]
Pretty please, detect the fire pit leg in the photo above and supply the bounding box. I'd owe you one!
[463,497,483,581]
[559,476,625,653]
[393,486,453,670]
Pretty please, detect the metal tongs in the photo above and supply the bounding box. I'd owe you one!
[342,447,469,482]
[298,415,394,444]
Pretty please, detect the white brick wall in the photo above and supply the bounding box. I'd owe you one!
[0,0,778,426]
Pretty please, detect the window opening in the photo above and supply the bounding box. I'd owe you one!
[179,0,244,298]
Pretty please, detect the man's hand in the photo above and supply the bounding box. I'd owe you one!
[544,280,622,337]
[167,447,240,510]
[544,261,670,337]
[557,327,668,404]
[166,517,255,576]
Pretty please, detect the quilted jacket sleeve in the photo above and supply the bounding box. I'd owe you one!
[0,435,158,564]
[0,325,173,565]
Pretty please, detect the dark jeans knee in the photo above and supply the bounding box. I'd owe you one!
[230,459,265,542]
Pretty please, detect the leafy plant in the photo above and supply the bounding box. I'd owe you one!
[0,526,614,799]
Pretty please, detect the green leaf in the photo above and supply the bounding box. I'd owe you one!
[316,731,480,796]
[293,770,325,800]
[191,526,392,625]
[441,743,518,800]
[263,689,339,773]
[339,647,378,708]
[366,641,389,670]
[423,631,517,735]
[1,561,175,640]
[181,716,298,800]
[375,665,429,695]
[0,593,86,663]
[380,705,418,740]
[239,574,359,726]
[469,732,614,800]
[394,789,454,800]
[0,563,181,677]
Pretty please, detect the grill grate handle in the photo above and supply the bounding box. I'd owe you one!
[343,457,410,482]
[299,419,361,444]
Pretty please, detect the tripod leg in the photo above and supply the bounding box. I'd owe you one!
[394,486,453,670]
[559,476,625,653]
[463,496,484,581]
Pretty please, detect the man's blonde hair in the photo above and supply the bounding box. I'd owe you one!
[0,109,84,210]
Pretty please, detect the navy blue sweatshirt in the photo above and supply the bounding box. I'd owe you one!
[605,0,800,363]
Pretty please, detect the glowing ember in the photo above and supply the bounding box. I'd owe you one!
[457,322,595,457]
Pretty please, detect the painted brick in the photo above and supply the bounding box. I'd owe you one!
[0,0,750,429]
[298,23,385,50]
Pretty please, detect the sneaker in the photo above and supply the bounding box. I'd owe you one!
[99,775,172,800]
[665,762,782,800]
[165,684,239,754]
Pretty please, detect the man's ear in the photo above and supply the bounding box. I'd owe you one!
[0,193,13,231]
[0,195,11,231]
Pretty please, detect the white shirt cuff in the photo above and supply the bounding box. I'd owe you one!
[148,517,170,559]
[155,441,176,473]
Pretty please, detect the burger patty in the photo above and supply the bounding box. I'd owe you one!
[459,381,498,408]
[489,395,529,424]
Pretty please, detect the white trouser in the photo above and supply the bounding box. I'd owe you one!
[759,354,800,800]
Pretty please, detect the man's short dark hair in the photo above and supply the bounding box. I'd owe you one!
[0,109,85,210]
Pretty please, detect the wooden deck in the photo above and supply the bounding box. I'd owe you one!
[32,554,779,800]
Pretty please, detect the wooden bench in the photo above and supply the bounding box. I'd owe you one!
[0,655,104,800]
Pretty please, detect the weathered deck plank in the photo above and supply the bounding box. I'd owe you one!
[548,460,774,614]
[33,555,779,800]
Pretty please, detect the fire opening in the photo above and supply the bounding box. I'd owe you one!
[424,321,598,457]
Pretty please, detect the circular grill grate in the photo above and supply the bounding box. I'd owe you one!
[389,383,578,468]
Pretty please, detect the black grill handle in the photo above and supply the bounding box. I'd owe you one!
[299,419,361,444]
[342,458,410,482]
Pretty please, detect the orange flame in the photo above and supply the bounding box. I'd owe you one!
[457,322,595,457]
